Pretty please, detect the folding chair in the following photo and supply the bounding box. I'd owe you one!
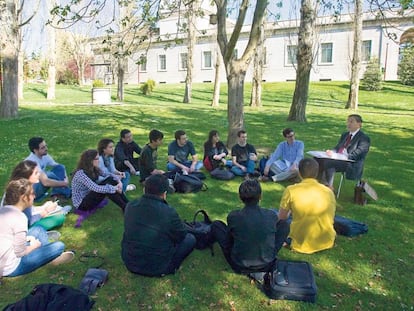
[336,172,346,199]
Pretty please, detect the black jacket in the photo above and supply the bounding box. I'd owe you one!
[334,130,370,180]
[121,194,186,276]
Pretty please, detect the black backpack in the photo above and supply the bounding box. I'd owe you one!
[184,210,215,253]
[3,283,94,311]
[174,173,207,193]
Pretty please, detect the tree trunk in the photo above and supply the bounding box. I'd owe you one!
[214,0,267,146]
[211,49,221,107]
[1,0,19,118]
[18,48,24,100]
[346,0,363,110]
[183,0,197,103]
[226,61,246,147]
[46,0,56,100]
[288,0,317,122]
[250,22,265,107]
[117,58,124,101]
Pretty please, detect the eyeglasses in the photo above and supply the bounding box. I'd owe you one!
[286,133,295,138]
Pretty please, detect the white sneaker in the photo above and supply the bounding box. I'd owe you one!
[135,171,140,176]
[50,251,75,266]
[47,230,61,242]
[126,184,136,191]
[61,205,72,215]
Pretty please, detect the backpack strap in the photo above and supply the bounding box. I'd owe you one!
[193,209,212,224]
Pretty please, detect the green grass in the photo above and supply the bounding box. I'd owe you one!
[1,81,413,310]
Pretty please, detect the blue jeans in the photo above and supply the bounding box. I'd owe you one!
[231,160,256,176]
[121,171,131,192]
[7,226,65,277]
[167,160,204,172]
[163,233,196,275]
[33,164,71,202]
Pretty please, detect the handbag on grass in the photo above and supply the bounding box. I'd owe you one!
[79,268,109,295]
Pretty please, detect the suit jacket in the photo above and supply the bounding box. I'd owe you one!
[334,130,370,180]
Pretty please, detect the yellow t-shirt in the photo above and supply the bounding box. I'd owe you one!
[280,178,336,254]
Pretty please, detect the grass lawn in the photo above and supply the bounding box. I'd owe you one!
[0,81,413,310]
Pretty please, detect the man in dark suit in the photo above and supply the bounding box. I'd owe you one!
[318,114,370,189]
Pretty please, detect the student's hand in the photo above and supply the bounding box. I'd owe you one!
[240,165,246,172]
[41,201,58,217]
[326,150,333,157]
[130,167,137,175]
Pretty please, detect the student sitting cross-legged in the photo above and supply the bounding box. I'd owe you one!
[0,179,74,277]
[121,174,196,277]
[211,179,289,274]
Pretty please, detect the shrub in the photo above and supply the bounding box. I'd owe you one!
[398,46,414,86]
[361,57,383,91]
[92,79,105,87]
[57,69,78,85]
[140,79,156,95]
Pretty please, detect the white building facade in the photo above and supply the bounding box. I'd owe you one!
[92,10,414,85]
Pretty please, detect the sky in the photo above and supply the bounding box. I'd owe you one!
[21,0,373,57]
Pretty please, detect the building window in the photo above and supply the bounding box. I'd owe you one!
[139,54,147,72]
[320,43,333,64]
[233,49,238,59]
[287,45,298,65]
[158,54,166,71]
[179,53,188,70]
[362,40,372,62]
[202,51,212,69]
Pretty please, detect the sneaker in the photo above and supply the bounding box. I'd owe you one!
[258,175,270,182]
[61,205,72,215]
[271,175,278,182]
[50,251,75,266]
[47,230,61,242]
[126,184,136,191]
[135,171,140,176]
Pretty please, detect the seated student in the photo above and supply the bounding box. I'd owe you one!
[211,179,289,273]
[71,150,129,227]
[260,128,304,182]
[97,138,135,192]
[317,114,370,189]
[0,179,74,277]
[167,130,203,174]
[140,129,166,181]
[203,130,231,171]
[121,174,196,277]
[114,129,142,176]
[231,130,259,177]
[278,158,336,254]
[25,137,71,201]
[1,160,71,231]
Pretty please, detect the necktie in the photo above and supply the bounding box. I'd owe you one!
[338,133,352,153]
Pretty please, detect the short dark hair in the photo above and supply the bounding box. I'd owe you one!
[120,129,131,139]
[149,129,164,143]
[237,130,246,137]
[97,138,114,155]
[239,179,261,205]
[348,114,363,123]
[175,130,186,140]
[28,137,44,152]
[298,158,319,179]
[144,174,169,195]
[282,128,294,137]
